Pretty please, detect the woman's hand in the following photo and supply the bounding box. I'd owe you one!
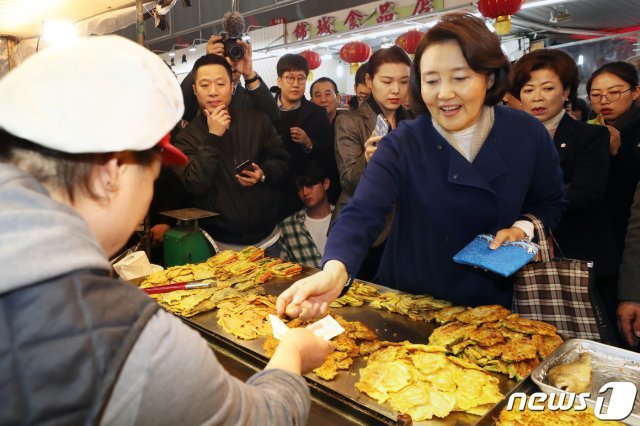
[605,125,621,156]
[364,135,382,163]
[267,328,334,374]
[276,260,348,320]
[490,226,526,249]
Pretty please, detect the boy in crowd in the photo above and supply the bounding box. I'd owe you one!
[279,163,333,268]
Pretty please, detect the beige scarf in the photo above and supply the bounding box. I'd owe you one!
[432,106,495,163]
[543,109,565,139]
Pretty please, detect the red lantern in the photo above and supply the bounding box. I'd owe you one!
[395,30,424,55]
[298,50,321,80]
[339,41,372,73]
[477,0,524,35]
[298,50,321,70]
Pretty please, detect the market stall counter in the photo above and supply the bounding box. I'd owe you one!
[138,248,549,426]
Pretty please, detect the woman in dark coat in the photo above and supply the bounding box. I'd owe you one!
[587,62,640,257]
[276,13,566,319]
[513,49,619,339]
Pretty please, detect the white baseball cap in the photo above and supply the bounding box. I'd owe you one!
[0,35,187,165]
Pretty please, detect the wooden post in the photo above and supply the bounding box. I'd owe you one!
[136,0,145,46]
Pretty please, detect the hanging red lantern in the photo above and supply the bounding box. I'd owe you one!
[395,30,424,55]
[298,50,321,80]
[477,0,524,35]
[339,41,372,73]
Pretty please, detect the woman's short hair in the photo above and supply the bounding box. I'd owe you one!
[0,129,158,202]
[586,61,639,93]
[511,49,579,105]
[366,45,411,79]
[410,13,510,113]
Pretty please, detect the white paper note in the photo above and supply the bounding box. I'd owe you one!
[269,314,345,341]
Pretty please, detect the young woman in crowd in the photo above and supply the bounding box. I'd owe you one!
[277,13,566,319]
[333,45,414,281]
[512,49,619,338]
[587,62,640,257]
[0,36,332,425]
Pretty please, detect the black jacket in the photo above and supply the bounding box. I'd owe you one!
[553,113,618,275]
[607,103,640,255]
[274,97,334,217]
[181,73,280,124]
[173,109,290,244]
[619,182,640,301]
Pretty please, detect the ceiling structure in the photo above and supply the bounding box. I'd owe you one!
[0,0,137,39]
[0,0,638,48]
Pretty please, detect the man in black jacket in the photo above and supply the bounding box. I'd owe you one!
[274,54,332,218]
[180,36,279,125]
[173,54,290,255]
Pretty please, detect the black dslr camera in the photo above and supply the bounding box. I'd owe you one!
[219,32,247,61]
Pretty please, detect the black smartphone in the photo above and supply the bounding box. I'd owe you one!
[235,159,255,174]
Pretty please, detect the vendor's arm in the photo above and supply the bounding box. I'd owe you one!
[101,309,332,426]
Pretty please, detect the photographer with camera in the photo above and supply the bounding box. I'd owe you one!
[180,12,279,125]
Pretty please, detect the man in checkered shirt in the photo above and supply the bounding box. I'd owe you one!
[279,163,334,268]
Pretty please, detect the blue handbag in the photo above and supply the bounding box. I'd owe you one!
[452,234,539,277]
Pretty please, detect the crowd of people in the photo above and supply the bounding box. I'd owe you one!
[0,10,639,425]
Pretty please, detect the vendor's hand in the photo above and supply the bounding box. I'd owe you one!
[606,125,621,156]
[206,35,224,56]
[490,226,526,249]
[235,163,263,187]
[270,328,334,374]
[204,105,231,137]
[290,127,312,150]
[150,224,170,247]
[231,39,254,79]
[276,260,348,320]
[617,301,640,347]
[364,135,382,163]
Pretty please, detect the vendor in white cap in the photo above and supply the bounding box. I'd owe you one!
[0,36,332,425]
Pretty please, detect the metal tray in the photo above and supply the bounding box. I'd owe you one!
[182,267,520,425]
[531,338,640,425]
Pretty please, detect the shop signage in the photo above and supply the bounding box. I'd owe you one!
[288,0,444,42]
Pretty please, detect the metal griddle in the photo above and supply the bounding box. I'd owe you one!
[182,266,521,425]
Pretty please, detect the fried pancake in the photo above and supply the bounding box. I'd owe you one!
[456,305,510,325]
[429,321,477,347]
[468,326,506,347]
[432,306,468,324]
[506,358,540,381]
[207,250,238,267]
[503,315,558,336]
[532,333,563,359]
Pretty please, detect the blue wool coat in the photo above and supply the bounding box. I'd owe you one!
[324,106,567,308]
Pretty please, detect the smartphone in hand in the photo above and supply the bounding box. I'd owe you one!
[372,114,389,138]
[236,159,255,175]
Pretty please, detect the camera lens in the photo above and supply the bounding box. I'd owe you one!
[228,44,244,61]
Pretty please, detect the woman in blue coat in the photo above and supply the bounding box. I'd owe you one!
[277,13,566,318]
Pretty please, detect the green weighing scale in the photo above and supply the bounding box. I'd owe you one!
[161,208,219,267]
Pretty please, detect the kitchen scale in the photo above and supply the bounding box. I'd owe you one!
[161,208,219,267]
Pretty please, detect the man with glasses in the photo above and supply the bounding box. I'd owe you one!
[274,54,332,219]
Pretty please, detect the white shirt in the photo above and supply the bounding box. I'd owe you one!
[304,212,332,256]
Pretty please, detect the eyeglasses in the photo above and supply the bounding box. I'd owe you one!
[589,88,633,103]
[283,75,307,85]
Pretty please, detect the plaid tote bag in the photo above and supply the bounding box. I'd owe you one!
[513,215,613,342]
